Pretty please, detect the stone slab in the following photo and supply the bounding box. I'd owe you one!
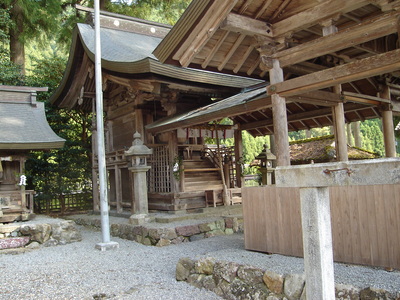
[275,158,400,187]
[0,236,30,249]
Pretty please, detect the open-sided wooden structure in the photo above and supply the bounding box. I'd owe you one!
[0,86,65,222]
[148,0,400,270]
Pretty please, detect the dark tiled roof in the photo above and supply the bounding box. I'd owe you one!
[0,87,65,150]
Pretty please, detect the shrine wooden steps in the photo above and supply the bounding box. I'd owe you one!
[182,159,223,192]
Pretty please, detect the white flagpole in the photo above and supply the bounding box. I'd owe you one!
[94,0,119,251]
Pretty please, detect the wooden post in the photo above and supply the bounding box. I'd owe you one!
[332,85,348,162]
[115,165,122,213]
[352,121,362,148]
[269,59,290,166]
[169,130,179,193]
[380,85,396,157]
[234,126,243,188]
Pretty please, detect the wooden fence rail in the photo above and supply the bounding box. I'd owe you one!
[36,192,93,214]
[242,184,400,269]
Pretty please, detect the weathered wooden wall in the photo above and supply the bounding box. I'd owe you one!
[243,184,400,269]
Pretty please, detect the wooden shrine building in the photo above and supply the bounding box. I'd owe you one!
[0,86,65,222]
[148,0,400,271]
[52,1,400,218]
[50,10,261,212]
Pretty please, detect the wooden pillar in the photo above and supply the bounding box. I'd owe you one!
[115,165,122,213]
[352,121,362,148]
[269,59,290,166]
[332,85,348,162]
[381,85,396,157]
[234,126,244,188]
[169,130,179,193]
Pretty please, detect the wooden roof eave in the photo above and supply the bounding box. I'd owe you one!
[49,26,85,108]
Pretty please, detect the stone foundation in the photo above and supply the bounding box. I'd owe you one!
[71,216,243,246]
[0,220,82,250]
[176,257,400,300]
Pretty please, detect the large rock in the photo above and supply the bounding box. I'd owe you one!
[263,270,284,294]
[195,257,215,275]
[214,261,240,284]
[283,273,305,300]
[360,287,394,300]
[50,221,82,245]
[175,224,200,237]
[176,257,195,281]
[20,223,52,243]
[237,265,264,285]
[335,284,360,300]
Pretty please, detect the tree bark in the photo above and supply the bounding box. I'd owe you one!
[9,3,25,74]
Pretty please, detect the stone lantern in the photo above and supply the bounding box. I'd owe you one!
[124,132,153,225]
[255,144,276,185]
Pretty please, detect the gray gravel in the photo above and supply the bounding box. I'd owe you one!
[0,225,399,299]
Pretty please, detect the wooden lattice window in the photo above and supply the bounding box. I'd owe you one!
[147,145,171,193]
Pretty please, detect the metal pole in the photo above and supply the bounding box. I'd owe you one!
[94,0,118,251]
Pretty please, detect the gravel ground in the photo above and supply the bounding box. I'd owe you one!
[0,223,399,299]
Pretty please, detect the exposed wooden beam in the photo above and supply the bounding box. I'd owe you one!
[267,48,400,96]
[220,13,273,38]
[255,0,273,19]
[272,0,370,38]
[218,34,246,71]
[175,1,238,68]
[242,103,362,130]
[202,31,230,68]
[272,10,400,67]
[342,91,391,105]
[233,45,255,73]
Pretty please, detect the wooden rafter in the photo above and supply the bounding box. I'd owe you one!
[202,31,230,68]
[221,13,273,38]
[174,1,237,68]
[272,10,400,68]
[267,48,400,96]
[218,34,246,71]
[254,0,274,19]
[272,0,371,38]
[233,45,255,73]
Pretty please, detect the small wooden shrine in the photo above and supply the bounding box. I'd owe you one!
[0,86,65,223]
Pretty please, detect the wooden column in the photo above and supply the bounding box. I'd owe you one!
[234,126,243,188]
[332,85,348,162]
[115,165,122,213]
[269,59,290,166]
[169,130,179,193]
[381,85,396,157]
[352,121,362,148]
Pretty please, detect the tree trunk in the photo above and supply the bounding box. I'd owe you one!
[10,3,25,74]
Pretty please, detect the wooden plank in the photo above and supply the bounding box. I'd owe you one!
[220,13,273,38]
[218,34,246,71]
[177,1,238,67]
[271,0,370,38]
[273,11,400,67]
[267,49,400,97]
[202,31,230,68]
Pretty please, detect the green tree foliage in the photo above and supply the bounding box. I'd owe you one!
[105,0,191,25]
[0,0,65,72]
[360,119,384,156]
[24,54,92,205]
